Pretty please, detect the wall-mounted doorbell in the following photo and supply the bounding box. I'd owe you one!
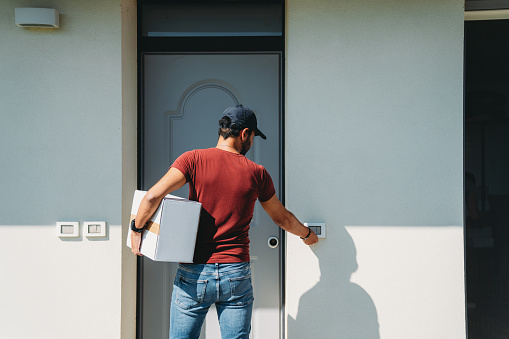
[304,222,326,239]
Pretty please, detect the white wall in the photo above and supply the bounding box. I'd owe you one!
[286,0,465,338]
[0,1,137,338]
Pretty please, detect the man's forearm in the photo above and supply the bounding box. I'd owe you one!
[130,192,165,256]
[260,195,319,245]
[134,192,163,229]
[133,167,187,229]
[276,210,309,238]
[131,167,187,256]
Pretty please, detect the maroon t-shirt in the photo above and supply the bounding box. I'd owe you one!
[171,148,276,263]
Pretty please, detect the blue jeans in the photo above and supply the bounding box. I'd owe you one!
[169,262,254,339]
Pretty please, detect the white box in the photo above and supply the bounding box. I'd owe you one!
[127,190,202,262]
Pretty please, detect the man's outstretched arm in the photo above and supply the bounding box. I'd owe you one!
[260,195,319,245]
[131,167,187,256]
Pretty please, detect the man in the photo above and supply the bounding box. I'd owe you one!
[131,104,318,339]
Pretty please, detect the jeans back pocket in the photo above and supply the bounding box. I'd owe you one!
[175,275,208,310]
[228,274,254,306]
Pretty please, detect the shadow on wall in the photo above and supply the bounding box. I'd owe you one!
[288,227,379,339]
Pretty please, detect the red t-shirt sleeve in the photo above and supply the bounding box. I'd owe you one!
[170,151,195,183]
[258,167,276,202]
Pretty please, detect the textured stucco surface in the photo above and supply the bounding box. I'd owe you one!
[285,0,465,338]
[0,1,137,338]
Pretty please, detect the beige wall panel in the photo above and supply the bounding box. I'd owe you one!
[121,0,138,338]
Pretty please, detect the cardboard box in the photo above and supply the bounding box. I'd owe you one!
[126,190,201,262]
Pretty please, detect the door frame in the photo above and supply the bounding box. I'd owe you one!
[136,3,286,338]
[464,9,509,21]
[464,7,509,338]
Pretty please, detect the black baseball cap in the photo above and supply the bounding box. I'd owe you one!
[221,104,267,140]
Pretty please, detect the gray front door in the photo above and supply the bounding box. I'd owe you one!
[141,53,282,338]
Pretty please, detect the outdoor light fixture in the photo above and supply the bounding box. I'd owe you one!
[15,8,59,28]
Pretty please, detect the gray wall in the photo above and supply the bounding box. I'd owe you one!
[1,2,122,225]
[0,1,137,338]
[285,0,465,338]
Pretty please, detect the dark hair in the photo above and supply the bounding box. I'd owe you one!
[218,116,250,139]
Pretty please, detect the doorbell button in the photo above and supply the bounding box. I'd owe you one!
[304,222,326,239]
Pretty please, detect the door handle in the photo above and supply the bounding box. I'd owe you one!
[268,236,279,248]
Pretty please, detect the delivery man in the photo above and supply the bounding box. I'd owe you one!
[131,104,318,339]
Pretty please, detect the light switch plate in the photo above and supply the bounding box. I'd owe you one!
[56,222,80,238]
[304,222,326,239]
[83,221,107,237]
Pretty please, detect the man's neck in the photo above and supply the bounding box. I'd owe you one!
[216,137,241,154]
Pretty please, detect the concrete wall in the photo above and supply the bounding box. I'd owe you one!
[0,1,137,338]
[285,0,465,338]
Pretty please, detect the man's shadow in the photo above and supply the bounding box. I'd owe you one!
[288,227,379,339]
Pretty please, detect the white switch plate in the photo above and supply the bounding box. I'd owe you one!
[83,221,107,237]
[56,222,80,238]
[304,222,326,239]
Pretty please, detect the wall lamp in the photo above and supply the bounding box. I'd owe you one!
[15,8,59,28]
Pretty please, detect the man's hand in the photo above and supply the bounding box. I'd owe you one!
[131,231,143,256]
[303,229,319,245]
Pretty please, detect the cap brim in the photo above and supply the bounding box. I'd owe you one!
[255,129,267,140]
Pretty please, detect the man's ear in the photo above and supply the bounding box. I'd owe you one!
[240,128,250,141]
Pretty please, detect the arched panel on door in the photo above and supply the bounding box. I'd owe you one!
[163,80,244,198]
[164,80,242,166]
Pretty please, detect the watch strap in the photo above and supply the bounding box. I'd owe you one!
[300,227,312,240]
[131,219,145,233]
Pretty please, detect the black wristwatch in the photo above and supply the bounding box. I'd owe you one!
[130,219,145,233]
[300,227,312,240]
